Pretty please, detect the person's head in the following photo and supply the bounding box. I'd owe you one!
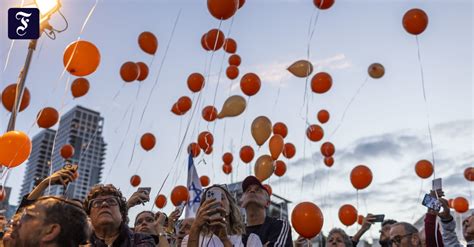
[200,184,245,235]
[11,196,90,247]
[3,212,22,247]
[84,184,128,232]
[134,211,157,235]
[379,219,397,246]
[326,228,352,247]
[463,214,474,241]
[389,222,421,247]
[240,176,271,209]
[176,218,194,245]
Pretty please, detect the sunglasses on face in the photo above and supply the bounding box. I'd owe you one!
[90,197,119,209]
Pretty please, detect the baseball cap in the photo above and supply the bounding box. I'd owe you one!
[242,176,270,195]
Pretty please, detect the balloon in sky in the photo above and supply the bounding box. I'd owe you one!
[251,116,272,146]
[287,60,313,78]
[63,40,101,77]
[217,95,246,119]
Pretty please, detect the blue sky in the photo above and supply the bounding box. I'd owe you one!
[1,0,472,240]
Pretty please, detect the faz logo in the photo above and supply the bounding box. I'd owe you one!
[8,8,40,39]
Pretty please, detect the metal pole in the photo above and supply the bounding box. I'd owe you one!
[7,39,37,132]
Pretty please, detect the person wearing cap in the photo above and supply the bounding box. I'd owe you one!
[240,176,293,247]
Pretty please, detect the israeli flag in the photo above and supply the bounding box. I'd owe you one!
[185,154,203,218]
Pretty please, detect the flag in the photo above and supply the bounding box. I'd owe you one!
[185,154,203,218]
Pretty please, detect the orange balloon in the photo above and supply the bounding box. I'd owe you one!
[2,84,30,112]
[368,63,385,79]
[204,146,213,155]
[324,157,334,167]
[263,184,272,196]
[223,164,233,174]
[238,0,245,8]
[140,133,156,151]
[255,155,274,182]
[291,202,324,238]
[251,116,272,146]
[136,62,149,81]
[171,103,184,116]
[274,160,287,177]
[188,143,201,157]
[269,135,284,160]
[464,167,474,182]
[0,131,32,167]
[311,72,332,94]
[350,165,373,190]
[222,152,233,165]
[71,78,90,98]
[207,0,238,20]
[403,8,428,35]
[171,185,189,206]
[138,31,158,55]
[317,110,330,124]
[205,29,225,51]
[37,107,59,129]
[357,215,364,225]
[63,40,101,77]
[130,175,141,187]
[320,142,335,157]
[200,175,210,187]
[187,73,205,93]
[240,73,261,96]
[339,204,358,226]
[201,34,211,51]
[415,160,433,179]
[240,145,255,163]
[453,197,469,213]
[198,131,214,151]
[202,105,218,122]
[177,96,192,114]
[283,143,296,159]
[120,61,140,82]
[226,65,239,80]
[223,38,237,53]
[60,144,75,159]
[155,194,167,209]
[273,122,288,138]
[313,0,334,9]
[229,54,241,66]
[306,124,324,142]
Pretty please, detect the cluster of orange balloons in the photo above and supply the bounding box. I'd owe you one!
[120,61,149,82]
[222,152,233,175]
[171,96,192,115]
[321,142,336,167]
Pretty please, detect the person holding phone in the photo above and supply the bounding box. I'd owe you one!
[182,184,245,247]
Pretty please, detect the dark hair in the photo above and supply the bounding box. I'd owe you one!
[134,211,155,226]
[382,219,397,227]
[393,222,419,234]
[37,196,90,246]
[83,184,128,224]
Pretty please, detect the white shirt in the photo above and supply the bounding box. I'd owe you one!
[181,234,244,247]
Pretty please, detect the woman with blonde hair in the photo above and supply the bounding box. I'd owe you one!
[182,184,245,247]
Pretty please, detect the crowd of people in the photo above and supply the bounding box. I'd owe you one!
[0,168,472,247]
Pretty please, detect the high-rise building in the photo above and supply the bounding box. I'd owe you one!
[19,129,57,202]
[50,106,106,200]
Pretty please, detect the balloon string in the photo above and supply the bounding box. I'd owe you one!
[416,36,436,178]
[150,164,175,211]
[329,75,369,139]
[272,78,283,115]
[3,40,15,73]
[239,97,251,148]
[138,9,181,126]
[127,83,143,168]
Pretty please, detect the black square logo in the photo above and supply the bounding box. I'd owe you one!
[8,8,40,40]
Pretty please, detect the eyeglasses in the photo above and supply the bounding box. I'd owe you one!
[90,197,119,208]
[390,233,414,245]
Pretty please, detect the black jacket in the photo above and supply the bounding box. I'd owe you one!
[89,224,156,247]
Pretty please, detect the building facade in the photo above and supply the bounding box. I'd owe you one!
[49,106,106,200]
[18,129,57,202]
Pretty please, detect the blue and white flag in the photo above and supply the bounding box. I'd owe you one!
[185,154,203,218]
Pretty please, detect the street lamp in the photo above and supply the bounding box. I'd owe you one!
[7,0,63,132]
